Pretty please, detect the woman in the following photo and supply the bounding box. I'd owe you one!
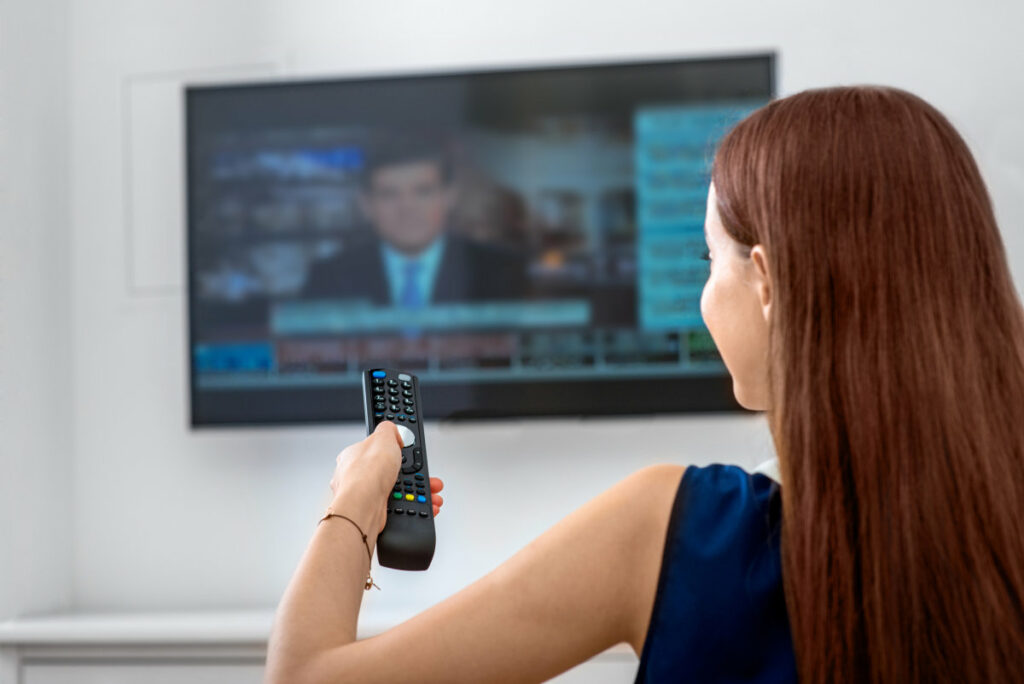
[265,86,1024,682]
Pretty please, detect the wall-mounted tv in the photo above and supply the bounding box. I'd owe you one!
[186,52,775,425]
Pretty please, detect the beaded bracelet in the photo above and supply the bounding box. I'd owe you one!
[319,506,381,590]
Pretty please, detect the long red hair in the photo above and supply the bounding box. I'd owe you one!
[711,85,1024,680]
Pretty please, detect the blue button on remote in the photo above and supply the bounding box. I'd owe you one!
[372,370,387,378]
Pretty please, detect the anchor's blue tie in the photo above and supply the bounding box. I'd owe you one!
[400,259,423,309]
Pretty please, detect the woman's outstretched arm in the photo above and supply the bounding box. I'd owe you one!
[265,421,683,684]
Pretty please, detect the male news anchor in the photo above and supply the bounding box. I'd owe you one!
[304,134,528,307]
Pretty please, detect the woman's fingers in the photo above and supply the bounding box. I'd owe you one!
[429,478,444,516]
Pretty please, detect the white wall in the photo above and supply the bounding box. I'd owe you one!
[60,0,1024,615]
[0,0,73,618]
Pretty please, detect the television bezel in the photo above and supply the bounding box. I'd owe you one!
[185,51,776,427]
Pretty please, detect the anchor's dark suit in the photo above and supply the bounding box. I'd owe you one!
[304,233,529,303]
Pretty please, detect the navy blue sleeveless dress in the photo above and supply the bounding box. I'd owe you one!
[634,464,797,683]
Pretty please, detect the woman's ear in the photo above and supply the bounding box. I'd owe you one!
[749,244,772,322]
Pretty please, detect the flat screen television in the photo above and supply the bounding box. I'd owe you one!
[186,52,775,425]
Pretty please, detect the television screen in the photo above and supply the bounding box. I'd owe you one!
[186,53,775,425]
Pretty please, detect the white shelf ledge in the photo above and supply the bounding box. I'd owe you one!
[0,609,635,655]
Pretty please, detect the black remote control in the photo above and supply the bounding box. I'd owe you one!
[361,368,436,571]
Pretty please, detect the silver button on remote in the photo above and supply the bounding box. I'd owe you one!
[396,424,415,448]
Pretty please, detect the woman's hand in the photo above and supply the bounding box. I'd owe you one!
[328,420,446,535]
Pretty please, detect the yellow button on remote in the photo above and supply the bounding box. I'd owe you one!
[405,494,414,501]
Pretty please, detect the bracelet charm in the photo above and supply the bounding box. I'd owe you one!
[319,507,381,591]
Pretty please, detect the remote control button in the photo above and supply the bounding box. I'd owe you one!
[374,402,385,410]
[375,412,384,418]
[401,381,412,388]
[414,474,425,481]
[373,393,384,401]
[419,511,428,517]
[393,484,402,492]
[398,373,412,381]
[392,492,402,499]
[403,390,413,397]
[388,387,398,395]
[389,404,399,412]
[394,507,403,514]
[396,414,406,421]
[386,413,395,420]
[406,509,416,515]
[404,493,414,501]
[387,379,398,387]
[409,417,417,423]
[417,495,426,503]
[403,398,414,405]
[396,425,416,447]
[413,448,422,457]
[372,370,387,378]
[404,485,414,492]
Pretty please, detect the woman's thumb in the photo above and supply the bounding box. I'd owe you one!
[373,419,401,445]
